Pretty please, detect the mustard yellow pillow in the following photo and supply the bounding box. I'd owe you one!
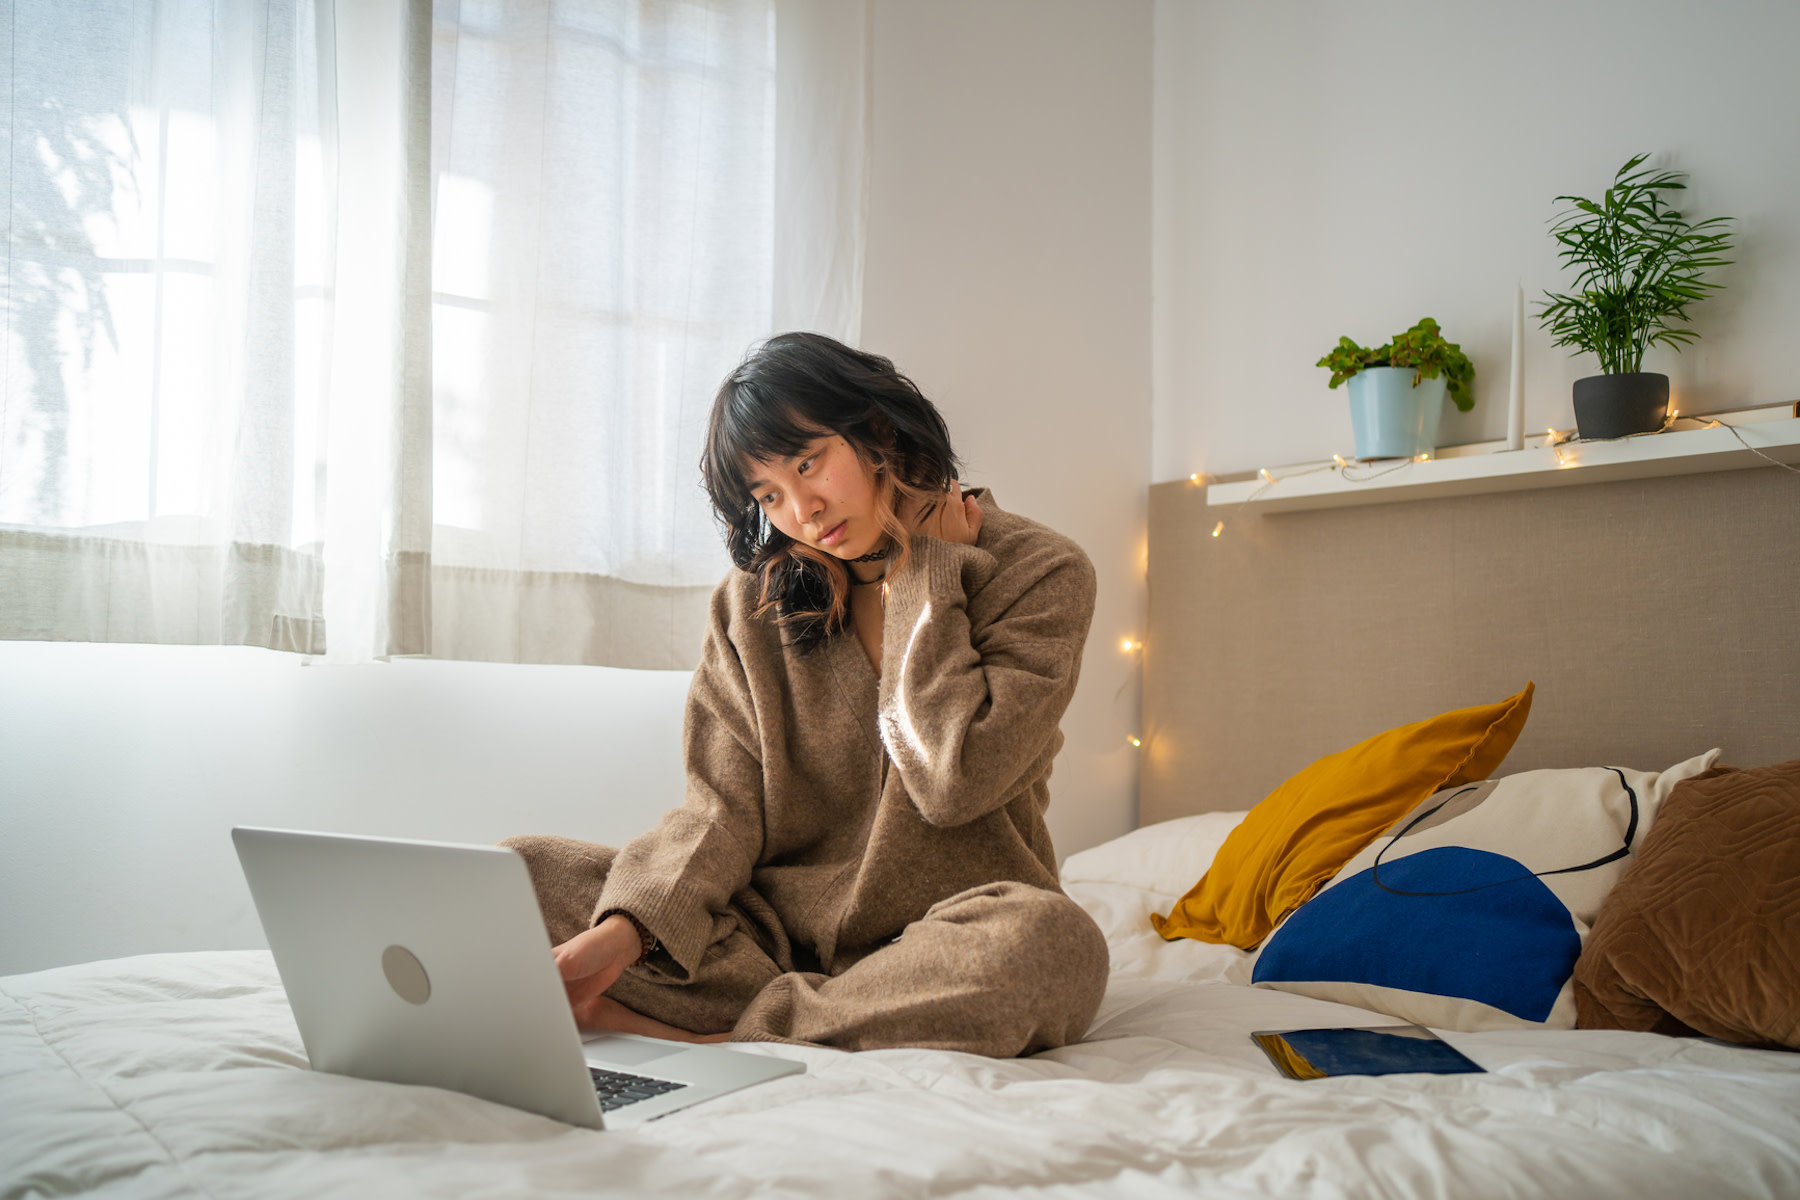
[1151,683,1535,950]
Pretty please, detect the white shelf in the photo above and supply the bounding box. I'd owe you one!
[1205,414,1800,514]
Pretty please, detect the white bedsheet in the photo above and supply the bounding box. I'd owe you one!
[6,891,1800,1199]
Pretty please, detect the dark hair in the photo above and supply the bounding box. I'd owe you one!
[702,332,960,651]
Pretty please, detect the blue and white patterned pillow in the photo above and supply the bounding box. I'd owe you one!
[1250,750,1718,1031]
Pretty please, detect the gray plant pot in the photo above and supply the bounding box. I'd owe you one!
[1572,373,1669,440]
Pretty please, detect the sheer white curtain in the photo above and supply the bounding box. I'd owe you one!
[0,0,431,659]
[2,0,335,652]
[0,0,866,669]
[426,0,868,669]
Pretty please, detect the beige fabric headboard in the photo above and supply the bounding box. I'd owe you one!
[1140,466,1799,825]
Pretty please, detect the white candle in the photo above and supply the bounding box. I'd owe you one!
[1507,281,1525,451]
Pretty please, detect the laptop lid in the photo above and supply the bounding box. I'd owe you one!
[234,826,610,1128]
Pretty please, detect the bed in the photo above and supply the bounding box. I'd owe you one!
[4,804,1798,1199]
[5,465,1798,1199]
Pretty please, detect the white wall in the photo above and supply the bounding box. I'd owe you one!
[0,642,689,974]
[863,0,1154,857]
[1153,0,1800,481]
[2,1,1155,975]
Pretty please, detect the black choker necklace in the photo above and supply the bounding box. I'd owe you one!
[849,541,890,585]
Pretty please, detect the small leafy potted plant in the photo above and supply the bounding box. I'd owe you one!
[1537,154,1734,440]
[1316,317,1474,460]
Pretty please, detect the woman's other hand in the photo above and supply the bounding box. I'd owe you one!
[908,482,984,546]
[553,914,641,1028]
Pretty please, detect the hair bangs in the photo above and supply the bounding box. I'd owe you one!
[713,386,827,503]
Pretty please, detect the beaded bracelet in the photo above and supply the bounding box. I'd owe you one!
[597,909,658,965]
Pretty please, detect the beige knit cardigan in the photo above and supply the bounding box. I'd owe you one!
[594,490,1097,979]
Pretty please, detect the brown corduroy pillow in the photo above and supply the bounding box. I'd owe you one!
[1573,758,1800,1049]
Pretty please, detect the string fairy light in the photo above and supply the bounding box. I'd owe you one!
[1542,427,1573,467]
[1206,458,1343,540]
[1670,412,1800,475]
[1206,470,1281,540]
[1197,395,1797,540]
[1540,409,1800,472]
[1117,634,1147,751]
[1195,406,1796,554]
[1337,458,1413,483]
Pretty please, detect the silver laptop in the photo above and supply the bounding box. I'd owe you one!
[232,826,803,1129]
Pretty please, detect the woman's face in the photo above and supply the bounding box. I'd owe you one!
[745,432,884,560]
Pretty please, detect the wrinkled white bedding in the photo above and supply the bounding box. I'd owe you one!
[5,876,1799,1199]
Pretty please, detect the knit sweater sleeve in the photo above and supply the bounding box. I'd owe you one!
[591,586,765,981]
[876,522,1096,828]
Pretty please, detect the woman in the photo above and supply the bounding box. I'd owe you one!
[507,333,1108,1056]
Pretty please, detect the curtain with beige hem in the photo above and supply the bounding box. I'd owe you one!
[0,0,869,670]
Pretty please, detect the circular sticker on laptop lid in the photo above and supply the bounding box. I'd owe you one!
[381,944,431,1005]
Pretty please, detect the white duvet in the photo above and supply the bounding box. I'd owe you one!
[5,833,1799,1199]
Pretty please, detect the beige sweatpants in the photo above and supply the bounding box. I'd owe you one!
[503,835,1110,1058]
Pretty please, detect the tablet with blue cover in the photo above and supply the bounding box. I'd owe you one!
[1252,1025,1484,1080]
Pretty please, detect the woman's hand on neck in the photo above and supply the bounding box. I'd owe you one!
[899,481,984,547]
[843,482,982,672]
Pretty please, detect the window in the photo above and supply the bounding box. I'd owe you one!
[1,0,863,667]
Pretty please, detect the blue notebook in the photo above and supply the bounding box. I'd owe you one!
[1252,1025,1484,1080]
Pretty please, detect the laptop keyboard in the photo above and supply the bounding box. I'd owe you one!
[589,1066,689,1112]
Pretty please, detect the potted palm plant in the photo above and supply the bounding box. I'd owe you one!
[1537,154,1734,440]
[1316,318,1474,460]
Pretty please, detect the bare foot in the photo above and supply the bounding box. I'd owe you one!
[578,995,730,1044]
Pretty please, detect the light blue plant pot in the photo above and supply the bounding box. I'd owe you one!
[1346,367,1447,460]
